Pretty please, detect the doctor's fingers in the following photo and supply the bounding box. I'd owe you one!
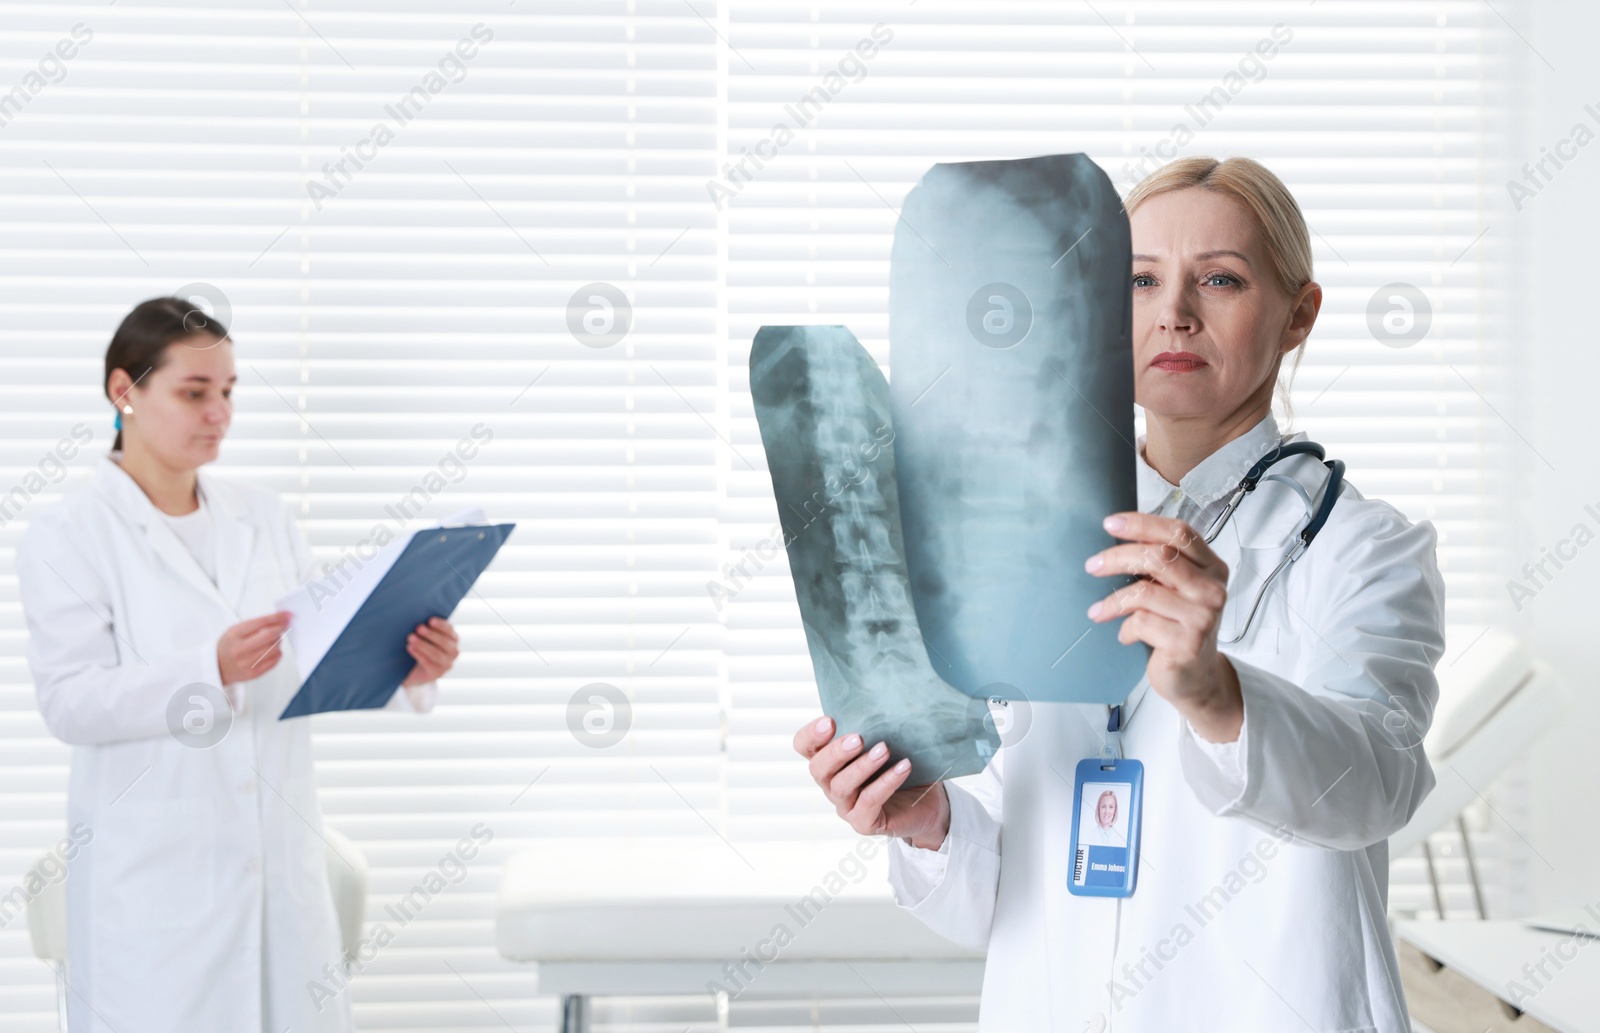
[412,622,459,655]
[1116,609,1206,658]
[220,616,288,651]
[806,729,874,788]
[232,611,291,635]
[825,739,898,807]
[1093,542,1227,608]
[792,715,834,759]
[230,624,289,662]
[229,639,283,680]
[406,633,453,670]
[1091,575,1224,630]
[248,645,284,673]
[1100,512,1228,578]
[419,620,457,642]
[844,758,914,834]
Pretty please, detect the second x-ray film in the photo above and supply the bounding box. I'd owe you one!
[750,325,1001,785]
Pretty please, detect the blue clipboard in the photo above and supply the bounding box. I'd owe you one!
[279,522,515,720]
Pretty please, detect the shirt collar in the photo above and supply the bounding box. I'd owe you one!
[1135,411,1283,512]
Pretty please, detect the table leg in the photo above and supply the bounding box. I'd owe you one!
[560,993,589,1033]
[1456,814,1488,919]
[1421,837,1447,918]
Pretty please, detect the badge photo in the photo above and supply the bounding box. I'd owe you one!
[1067,757,1144,898]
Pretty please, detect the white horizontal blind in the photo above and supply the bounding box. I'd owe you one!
[715,0,1522,927]
[0,1,727,1028]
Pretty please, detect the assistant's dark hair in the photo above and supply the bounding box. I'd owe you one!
[104,297,230,451]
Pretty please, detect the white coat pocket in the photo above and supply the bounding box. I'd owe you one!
[1220,539,1292,648]
[1224,624,1279,662]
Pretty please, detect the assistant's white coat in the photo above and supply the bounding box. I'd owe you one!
[886,413,1447,1033]
[16,455,435,1032]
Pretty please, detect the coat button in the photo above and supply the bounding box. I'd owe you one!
[1085,1013,1106,1033]
[245,860,260,874]
[240,779,256,794]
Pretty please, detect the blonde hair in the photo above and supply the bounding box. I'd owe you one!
[1124,156,1313,427]
[1096,790,1118,827]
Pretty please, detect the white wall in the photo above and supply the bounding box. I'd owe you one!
[1520,0,1600,913]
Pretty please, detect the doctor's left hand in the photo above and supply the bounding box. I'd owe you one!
[1085,512,1244,743]
[401,616,460,687]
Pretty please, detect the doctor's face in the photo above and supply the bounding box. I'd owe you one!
[125,336,235,469]
[1128,188,1319,423]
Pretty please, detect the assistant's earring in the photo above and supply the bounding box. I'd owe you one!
[114,404,131,431]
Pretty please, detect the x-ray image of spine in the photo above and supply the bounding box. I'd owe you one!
[751,325,1000,785]
[890,153,1149,705]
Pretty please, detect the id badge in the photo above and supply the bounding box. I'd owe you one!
[1067,757,1143,898]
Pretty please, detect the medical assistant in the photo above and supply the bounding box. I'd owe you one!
[885,411,1447,1033]
[16,454,437,1033]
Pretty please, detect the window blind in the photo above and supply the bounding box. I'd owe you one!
[0,1,1522,1028]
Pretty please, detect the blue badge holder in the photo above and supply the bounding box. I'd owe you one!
[1067,756,1144,898]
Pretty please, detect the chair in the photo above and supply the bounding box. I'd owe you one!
[27,824,369,1029]
[24,851,67,1031]
[322,824,371,965]
[1391,628,1570,917]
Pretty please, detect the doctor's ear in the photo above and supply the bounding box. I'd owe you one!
[106,367,144,411]
[1279,280,1322,354]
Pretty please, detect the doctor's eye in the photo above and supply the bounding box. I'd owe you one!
[1202,272,1243,290]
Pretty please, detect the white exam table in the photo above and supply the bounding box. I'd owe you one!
[494,837,983,1032]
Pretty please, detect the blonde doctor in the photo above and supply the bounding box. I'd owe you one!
[795,157,1446,1031]
[16,297,461,1032]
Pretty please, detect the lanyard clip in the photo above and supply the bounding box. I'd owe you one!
[1102,704,1123,765]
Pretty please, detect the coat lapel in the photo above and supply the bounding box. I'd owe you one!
[93,456,257,618]
[207,480,257,614]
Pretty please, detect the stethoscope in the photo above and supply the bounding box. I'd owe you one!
[1097,439,1346,754]
[1198,439,1345,644]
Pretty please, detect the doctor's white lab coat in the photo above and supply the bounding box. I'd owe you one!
[886,413,1447,1033]
[16,455,436,1033]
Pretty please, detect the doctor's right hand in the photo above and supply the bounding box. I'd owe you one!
[794,715,951,851]
[216,612,292,686]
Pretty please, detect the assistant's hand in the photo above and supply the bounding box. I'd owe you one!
[217,611,291,686]
[1085,511,1243,743]
[402,616,459,687]
[794,715,951,850]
